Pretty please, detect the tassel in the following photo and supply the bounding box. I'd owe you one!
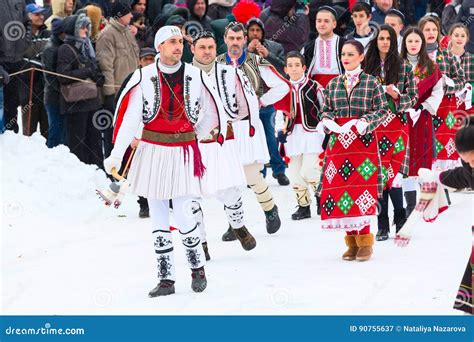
[182,142,206,178]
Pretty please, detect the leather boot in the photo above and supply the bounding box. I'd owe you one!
[355,234,374,261]
[342,235,358,261]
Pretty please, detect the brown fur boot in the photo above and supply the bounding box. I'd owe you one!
[342,235,358,261]
[355,234,374,261]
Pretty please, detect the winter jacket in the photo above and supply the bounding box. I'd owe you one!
[187,0,212,31]
[56,15,101,114]
[371,5,386,25]
[95,18,139,96]
[0,0,32,64]
[262,0,309,54]
[42,34,64,107]
[456,0,474,53]
[207,0,236,20]
[440,160,474,190]
[442,1,462,35]
[262,39,285,75]
[247,38,285,75]
[45,0,77,30]
[19,25,51,105]
[398,0,416,25]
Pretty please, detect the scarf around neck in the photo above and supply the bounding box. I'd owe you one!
[192,57,215,74]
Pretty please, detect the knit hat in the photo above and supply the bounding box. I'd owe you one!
[139,47,157,59]
[246,17,265,36]
[154,25,183,48]
[166,14,186,26]
[110,1,132,18]
[51,18,65,35]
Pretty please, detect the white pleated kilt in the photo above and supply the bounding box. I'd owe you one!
[127,141,202,200]
[232,119,270,166]
[198,139,246,196]
[285,124,324,157]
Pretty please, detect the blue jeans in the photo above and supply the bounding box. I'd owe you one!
[45,104,66,148]
[259,105,286,175]
[0,85,4,134]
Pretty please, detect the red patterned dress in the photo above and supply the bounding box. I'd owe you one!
[373,61,418,189]
[319,70,388,231]
[430,48,465,168]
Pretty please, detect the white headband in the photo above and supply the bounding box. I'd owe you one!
[154,25,183,49]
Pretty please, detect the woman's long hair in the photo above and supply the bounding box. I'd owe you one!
[364,24,401,85]
[400,26,434,76]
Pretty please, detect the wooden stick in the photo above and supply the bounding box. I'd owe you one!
[110,148,136,181]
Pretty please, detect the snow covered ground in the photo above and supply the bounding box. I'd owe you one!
[1,132,472,315]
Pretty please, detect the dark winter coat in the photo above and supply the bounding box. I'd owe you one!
[442,0,461,35]
[246,38,285,75]
[56,15,101,114]
[207,1,235,21]
[398,0,416,25]
[440,160,474,190]
[19,25,51,106]
[42,34,64,107]
[262,0,309,54]
[187,0,212,31]
[456,0,474,53]
[0,0,32,64]
[146,0,174,26]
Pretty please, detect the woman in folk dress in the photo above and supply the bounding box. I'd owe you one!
[319,40,388,262]
[419,17,465,171]
[400,27,444,219]
[364,25,418,241]
[448,23,474,117]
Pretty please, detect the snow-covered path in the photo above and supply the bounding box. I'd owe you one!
[1,132,471,315]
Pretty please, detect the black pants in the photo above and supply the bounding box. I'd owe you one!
[2,62,23,133]
[22,101,48,138]
[66,109,103,168]
[137,196,149,209]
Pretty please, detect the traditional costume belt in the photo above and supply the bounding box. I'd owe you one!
[141,129,196,145]
[200,124,234,144]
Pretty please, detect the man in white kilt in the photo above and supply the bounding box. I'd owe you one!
[190,31,259,255]
[103,26,227,297]
[215,22,291,242]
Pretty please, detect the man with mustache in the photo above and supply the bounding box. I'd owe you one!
[216,22,291,242]
[104,26,227,297]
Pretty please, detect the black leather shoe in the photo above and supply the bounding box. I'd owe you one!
[222,226,236,241]
[273,172,290,186]
[265,205,281,234]
[291,205,311,220]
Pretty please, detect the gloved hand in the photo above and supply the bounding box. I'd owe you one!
[355,119,369,135]
[277,130,287,144]
[416,168,439,211]
[103,156,122,176]
[95,72,105,87]
[0,66,10,85]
